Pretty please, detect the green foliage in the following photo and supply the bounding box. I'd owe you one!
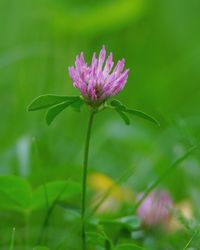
[1,0,200,248]
[27,94,78,111]
[110,100,159,126]
[101,216,141,231]
[32,180,81,210]
[70,98,85,112]
[33,247,50,250]
[0,176,81,213]
[52,0,146,34]
[182,229,200,250]
[28,94,83,125]
[134,143,200,211]
[46,100,79,125]
[115,243,146,250]
[0,176,32,213]
[116,110,131,125]
[9,228,15,250]
[87,231,113,250]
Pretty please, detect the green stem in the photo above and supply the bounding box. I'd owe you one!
[81,111,95,250]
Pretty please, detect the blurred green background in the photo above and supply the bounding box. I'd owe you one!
[0,0,200,248]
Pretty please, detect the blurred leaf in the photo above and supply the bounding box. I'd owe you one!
[37,181,81,245]
[32,180,81,210]
[87,231,113,249]
[101,216,141,231]
[28,94,78,111]
[0,176,31,213]
[110,99,159,126]
[105,239,113,250]
[33,247,50,250]
[46,98,80,125]
[87,231,106,247]
[115,243,146,250]
[64,208,81,222]
[53,0,146,34]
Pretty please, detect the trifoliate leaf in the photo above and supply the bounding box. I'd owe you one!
[110,99,159,126]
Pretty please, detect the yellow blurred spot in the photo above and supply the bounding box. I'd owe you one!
[176,200,193,219]
[168,199,193,232]
[88,172,134,213]
[88,172,123,200]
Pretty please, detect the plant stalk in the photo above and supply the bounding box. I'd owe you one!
[81,111,95,250]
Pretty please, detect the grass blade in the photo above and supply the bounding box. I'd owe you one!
[133,143,200,211]
[89,165,137,216]
[37,180,75,244]
[182,229,200,250]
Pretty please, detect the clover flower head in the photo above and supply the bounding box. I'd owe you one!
[137,190,173,227]
[68,46,129,106]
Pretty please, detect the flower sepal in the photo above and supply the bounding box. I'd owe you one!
[87,101,108,114]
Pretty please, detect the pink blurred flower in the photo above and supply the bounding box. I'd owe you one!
[68,46,129,107]
[136,190,173,227]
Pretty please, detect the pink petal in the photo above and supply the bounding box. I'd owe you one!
[103,52,114,78]
[111,69,129,95]
[97,46,106,74]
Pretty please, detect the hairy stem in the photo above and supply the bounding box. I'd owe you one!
[81,111,95,250]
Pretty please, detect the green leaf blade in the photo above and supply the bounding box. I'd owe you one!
[46,98,79,125]
[70,98,85,112]
[27,94,78,111]
[125,108,160,126]
[110,99,159,126]
[101,216,141,231]
[116,110,130,125]
[110,99,126,111]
